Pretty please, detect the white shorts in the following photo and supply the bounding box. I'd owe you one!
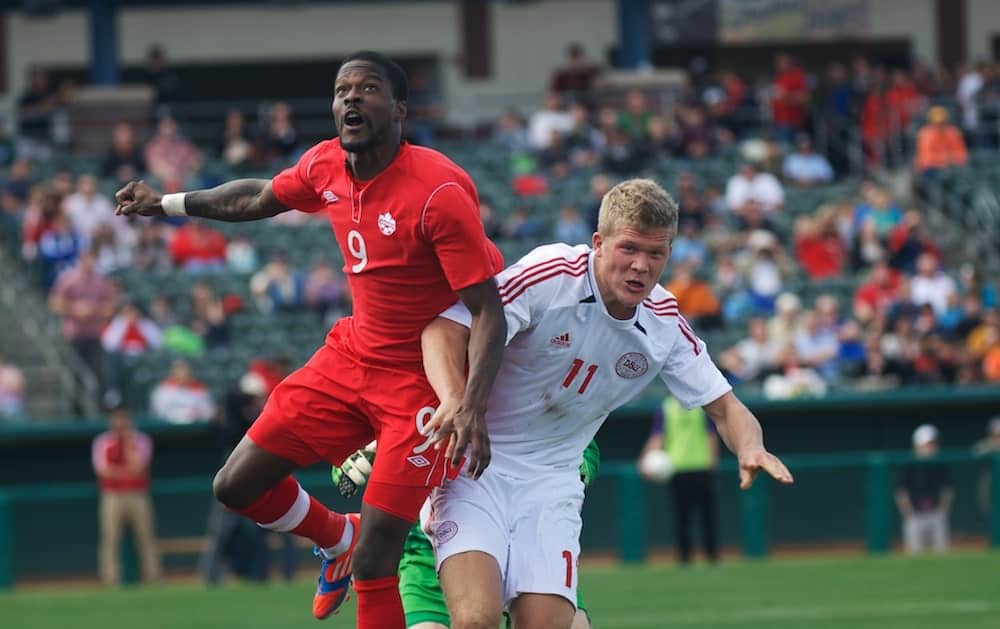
[426,465,584,607]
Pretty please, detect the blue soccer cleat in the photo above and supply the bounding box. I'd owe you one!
[312,512,361,620]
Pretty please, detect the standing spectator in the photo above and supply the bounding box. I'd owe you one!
[528,91,573,150]
[639,398,720,565]
[169,219,228,272]
[63,174,117,244]
[549,43,600,97]
[144,116,202,192]
[2,158,34,216]
[725,162,785,215]
[911,253,957,317]
[92,407,161,585]
[20,186,64,261]
[48,250,118,396]
[403,65,445,147]
[149,358,216,424]
[914,107,968,178]
[553,206,591,245]
[102,122,145,186]
[885,70,923,143]
[101,303,163,357]
[770,54,809,142]
[0,353,26,419]
[895,424,953,555]
[782,135,834,186]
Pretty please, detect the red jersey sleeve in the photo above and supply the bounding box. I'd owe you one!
[270,143,325,213]
[421,183,496,291]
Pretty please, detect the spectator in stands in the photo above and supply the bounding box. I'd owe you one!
[885,69,923,143]
[762,347,827,399]
[600,126,645,175]
[101,302,163,357]
[493,108,530,154]
[17,67,67,159]
[794,207,845,280]
[639,114,673,165]
[564,103,604,167]
[144,116,202,192]
[782,135,834,186]
[219,109,255,170]
[895,424,953,555]
[956,62,987,135]
[958,263,998,309]
[92,407,161,585]
[819,63,853,170]
[670,218,708,267]
[719,317,780,384]
[149,296,178,329]
[225,234,258,274]
[914,106,968,179]
[502,205,546,241]
[725,162,784,215]
[133,222,172,272]
[911,253,957,317]
[2,158,34,215]
[711,70,753,137]
[168,219,227,272]
[770,53,809,142]
[20,186,63,261]
[850,217,887,271]
[853,260,901,325]
[262,101,298,163]
[670,104,722,159]
[793,309,840,381]
[849,334,904,389]
[189,282,230,349]
[618,89,652,140]
[768,293,801,349]
[666,262,721,329]
[404,65,444,147]
[143,45,180,107]
[549,43,600,97]
[529,91,573,150]
[150,358,216,424]
[585,173,613,231]
[37,211,81,288]
[888,211,940,274]
[739,229,788,314]
[553,206,590,245]
[0,353,26,419]
[48,250,117,397]
[0,118,16,168]
[102,122,145,186]
[250,252,304,313]
[304,258,350,322]
[479,199,502,240]
[63,174,117,244]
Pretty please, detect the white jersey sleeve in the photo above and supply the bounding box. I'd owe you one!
[659,314,732,409]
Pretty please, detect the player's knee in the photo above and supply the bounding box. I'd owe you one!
[351,532,400,580]
[449,606,502,629]
[212,466,248,509]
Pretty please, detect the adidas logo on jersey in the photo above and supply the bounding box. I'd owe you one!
[550,332,571,347]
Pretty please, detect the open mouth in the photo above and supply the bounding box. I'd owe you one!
[625,279,644,292]
[343,111,365,129]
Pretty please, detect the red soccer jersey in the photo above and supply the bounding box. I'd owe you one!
[271,139,497,367]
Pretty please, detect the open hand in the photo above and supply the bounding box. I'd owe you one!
[738,447,793,490]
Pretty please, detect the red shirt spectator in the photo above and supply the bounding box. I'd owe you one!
[101,303,163,356]
[92,409,153,492]
[771,54,809,129]
[885,71,922,134]
[169,220,228,270]
[853,261,902,323]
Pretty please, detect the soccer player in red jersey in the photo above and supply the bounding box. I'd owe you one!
[115,51,506,628]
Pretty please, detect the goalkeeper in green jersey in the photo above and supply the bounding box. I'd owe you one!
[333,439,601,629]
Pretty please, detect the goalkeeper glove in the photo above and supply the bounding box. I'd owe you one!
[331,442,376,498]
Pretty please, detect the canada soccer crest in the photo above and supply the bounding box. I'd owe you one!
[615,352,648,378]
[378,211,397,235]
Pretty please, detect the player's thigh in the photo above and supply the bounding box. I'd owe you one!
[506,473,584,610]
[508,593,575,629]
[439,551,504,629]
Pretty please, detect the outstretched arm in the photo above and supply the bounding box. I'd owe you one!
[421,316,471,423]
[702,391,793,489]
[115,179,290,222]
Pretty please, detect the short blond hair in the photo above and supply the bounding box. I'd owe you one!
[597,178,679,239]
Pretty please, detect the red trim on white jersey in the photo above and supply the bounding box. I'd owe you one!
[498,252,589,298]
[677,315,701,355]
[502,265,589,305]
[642,296,679,317]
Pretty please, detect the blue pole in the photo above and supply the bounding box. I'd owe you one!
[617,0,652,69]
[89,0,120,85]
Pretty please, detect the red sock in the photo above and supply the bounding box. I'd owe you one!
[235,476,346,548]
[354,576,404,629]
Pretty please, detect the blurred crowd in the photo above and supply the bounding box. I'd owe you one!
[1,44,1000,420]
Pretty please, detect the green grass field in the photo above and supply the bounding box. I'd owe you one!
[2,552,998,628]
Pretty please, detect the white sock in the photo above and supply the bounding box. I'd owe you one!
[319,518,354,559]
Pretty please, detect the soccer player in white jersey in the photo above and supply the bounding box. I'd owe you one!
[420,178,794,629]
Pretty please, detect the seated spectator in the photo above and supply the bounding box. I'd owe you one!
[149,296,178,329]
[585,173,613,231]
[670,219,709,266]
[0,353,26,419]
[853,183,902,237]
[675,172,710,230]
[190,282,230,349]
[169,219,228,272]
[794,209,845,280]
[719,318,781,383]
[958,263,998,309]
[102,122,146,186]
[101,303,163,357]
[725,162,785,215]
[563,103,603,167]
[793,309,841,381]
[914,106,968,175]
[529,91,573,151]
[762,348,827,399]
[149,359,216,424]
[2,158,34,215]
[63,174,118,244]
[144,116,202,192]
[554,206,590,245]
[549,43,600,97]
[17,67,67,158]
[479,199,502,240]
[665,262,721,329]
[768,293,802,348]
[262,101,298,163]
[850,217,887,271]
[404,65,445,147]
[219,109,255,169]
[618,89,652,140]
[90,222,134,275]
[911,253,957,317]
[250,253,305,313]
[493,109,530,154]
[853,260,902,325]
[600,126,645,175]
[782,135,834,186]
[888,211,940,274]
[226,234,258,274]
[738,229,789,314]
[133,222,172,272]
[21,186,63,261]
[670,104,720,159]
[502,206,546,241]
[303,258,350,320]
[37,212,81,288]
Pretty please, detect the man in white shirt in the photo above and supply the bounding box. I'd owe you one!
[910,253,957,317]
[421,179,793,629]
[528,91,574,151]
[725,162,785,214]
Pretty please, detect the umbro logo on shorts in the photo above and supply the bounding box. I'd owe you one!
[550,332,571,347]
[407,454,431,468]
[322,190,339,203]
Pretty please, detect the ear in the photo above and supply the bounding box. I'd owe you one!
[591,231,603,254]
[395,100,407,122]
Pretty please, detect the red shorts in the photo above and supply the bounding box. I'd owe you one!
[247,321,461,497]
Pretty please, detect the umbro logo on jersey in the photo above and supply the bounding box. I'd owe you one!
[378,211,397,235]
[550,332,571,347]
[407,454,431,468]
[322,190,339,203]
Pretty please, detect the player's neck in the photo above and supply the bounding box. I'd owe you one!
[346,141,402,181]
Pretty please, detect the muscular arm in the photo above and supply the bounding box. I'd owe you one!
[421,317,471,408]
[702,391,793,489]
[184,179,290,222]
[456,277,506,422]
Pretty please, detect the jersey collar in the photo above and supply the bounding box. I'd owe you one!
[586,249,641,328]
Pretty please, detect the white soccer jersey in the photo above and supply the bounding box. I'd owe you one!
[440,242,732,476]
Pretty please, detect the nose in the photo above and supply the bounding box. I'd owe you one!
[630,253,650,274]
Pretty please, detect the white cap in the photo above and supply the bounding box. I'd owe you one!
[912,424,939,447]
[239,372,267,397]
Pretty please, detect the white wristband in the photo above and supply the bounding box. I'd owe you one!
[161,192,188,217]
